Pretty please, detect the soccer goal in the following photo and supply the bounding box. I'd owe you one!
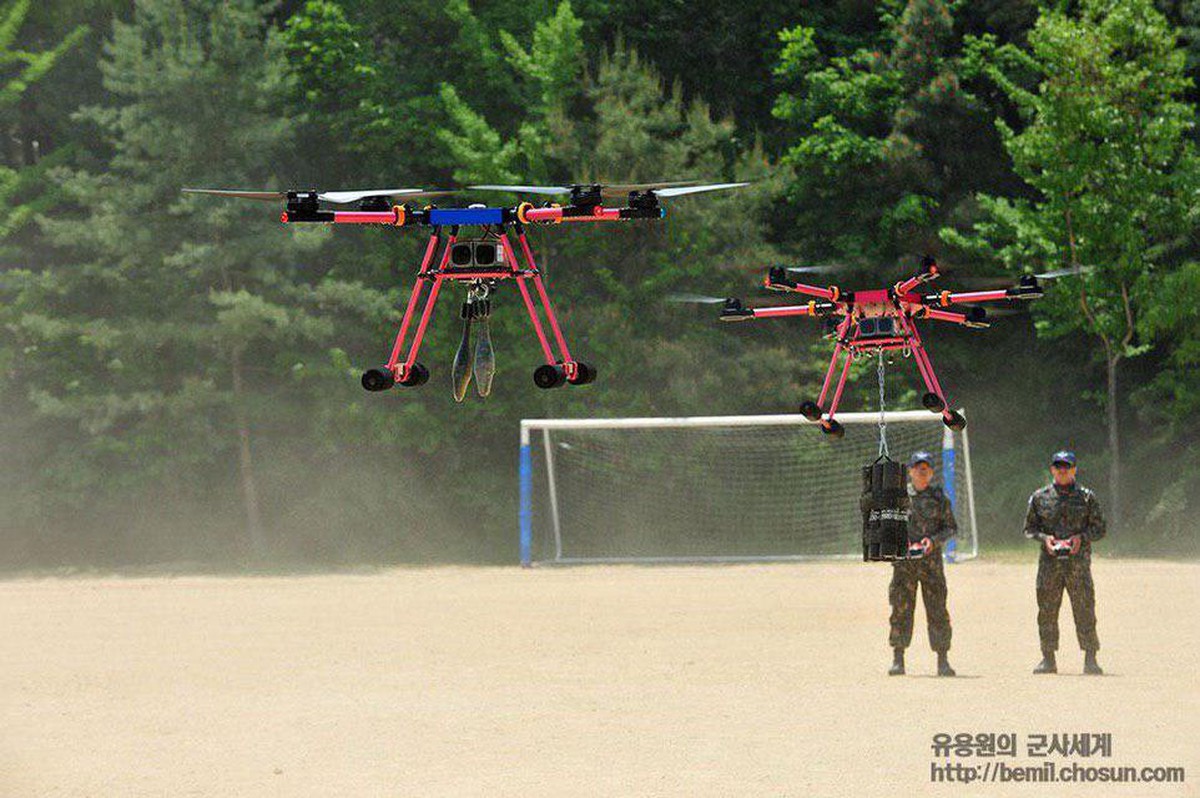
[519,410,978,565]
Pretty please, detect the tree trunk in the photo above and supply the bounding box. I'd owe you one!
[230,347,267,559]
[1106,353,1121,532]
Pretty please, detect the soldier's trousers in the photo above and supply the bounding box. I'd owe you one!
[889,554,952,652]
[1036,555,1099,652]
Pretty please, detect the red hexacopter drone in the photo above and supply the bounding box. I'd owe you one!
[714,256,1044,435]
[183,181,744,401]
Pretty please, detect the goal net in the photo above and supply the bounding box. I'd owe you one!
[519,410,977,565]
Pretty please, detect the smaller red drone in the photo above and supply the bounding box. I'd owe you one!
[716,256,1044,436]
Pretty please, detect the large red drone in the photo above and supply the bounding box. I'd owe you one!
[183,182,743,401]
[715,256,1044,435]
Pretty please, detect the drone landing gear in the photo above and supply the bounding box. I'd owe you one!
[803,314,968,436]
[804,317,856,432]
[365,224,594,398]
[568,361,597,385]
[800,401,822,422]
[360,361,428,391]
[820,419,845,438]
[361,367,395,392]
[896,315,964,431]
[533,361,597,389]
[533,364,566,389]
[400,362,430,387]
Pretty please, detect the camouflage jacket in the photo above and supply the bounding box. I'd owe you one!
[1023,483,1107,556]
[907,484,958,546]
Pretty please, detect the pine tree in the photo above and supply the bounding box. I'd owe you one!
[771,0,1006,264]
[3,0,331,559]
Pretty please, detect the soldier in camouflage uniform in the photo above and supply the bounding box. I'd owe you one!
[888,451,957,677]
[1024,450,1106,675]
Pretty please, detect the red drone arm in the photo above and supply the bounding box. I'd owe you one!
[763,271,841,302]
[748,303,831,319]
[785,282,840,301]
[923,307,970,324]
[895,271,936,296]
[522,205,614,223]
[928,287,1044,306]
[720,299,839,322]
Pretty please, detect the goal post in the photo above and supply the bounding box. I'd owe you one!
[519,410,978,566]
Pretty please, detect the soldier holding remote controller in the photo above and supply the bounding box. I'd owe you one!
[1023,451,1107,676]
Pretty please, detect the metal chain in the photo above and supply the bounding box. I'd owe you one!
[877,348,889,458]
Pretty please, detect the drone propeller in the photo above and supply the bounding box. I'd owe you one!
[666,293,732,305]
[1035,266,1096,280]
[181,189,289,201]
[468,181,748,199]
[316,189,456,204]
[651,182,750,197]
[602,180,698,193]
[467,184,573,196]
[951,265,1096,288]
[666,293,811,309]
[182,187,454,204]
[785,262,857,275]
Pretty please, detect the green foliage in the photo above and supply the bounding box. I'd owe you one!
[1139,259,1200,419]
[437,5,785,419]
[2,0,337,552]
[940,0,1200,531]
[772,0,999,262]
[1,0,1199,565]
[282,1,376,116]
[0,0,86,108]
[439,0,586,184]
[944,0,1196,352]
[0,0,85,243]
[499,0,583,112]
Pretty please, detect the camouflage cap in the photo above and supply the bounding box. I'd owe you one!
[1051,450,1077,466]
[908,450,935,467]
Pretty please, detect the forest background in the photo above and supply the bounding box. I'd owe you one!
[2,0,1197,566]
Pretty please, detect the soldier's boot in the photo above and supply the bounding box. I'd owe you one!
[1033,650,1057,674]
[936,650,956,677]
[888,648,905,676]
[1083,650,1103,676]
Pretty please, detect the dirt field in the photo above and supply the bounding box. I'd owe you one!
[0,559,1195,797]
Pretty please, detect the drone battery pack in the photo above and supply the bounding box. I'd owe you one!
[861,459,911,561]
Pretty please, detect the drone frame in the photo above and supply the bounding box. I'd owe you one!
[361,221,591,391]
[273,188,689,392]
[719,258,1043,435]
[184,181,746,394]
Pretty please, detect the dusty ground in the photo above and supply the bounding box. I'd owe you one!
[0,559,1195,797]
